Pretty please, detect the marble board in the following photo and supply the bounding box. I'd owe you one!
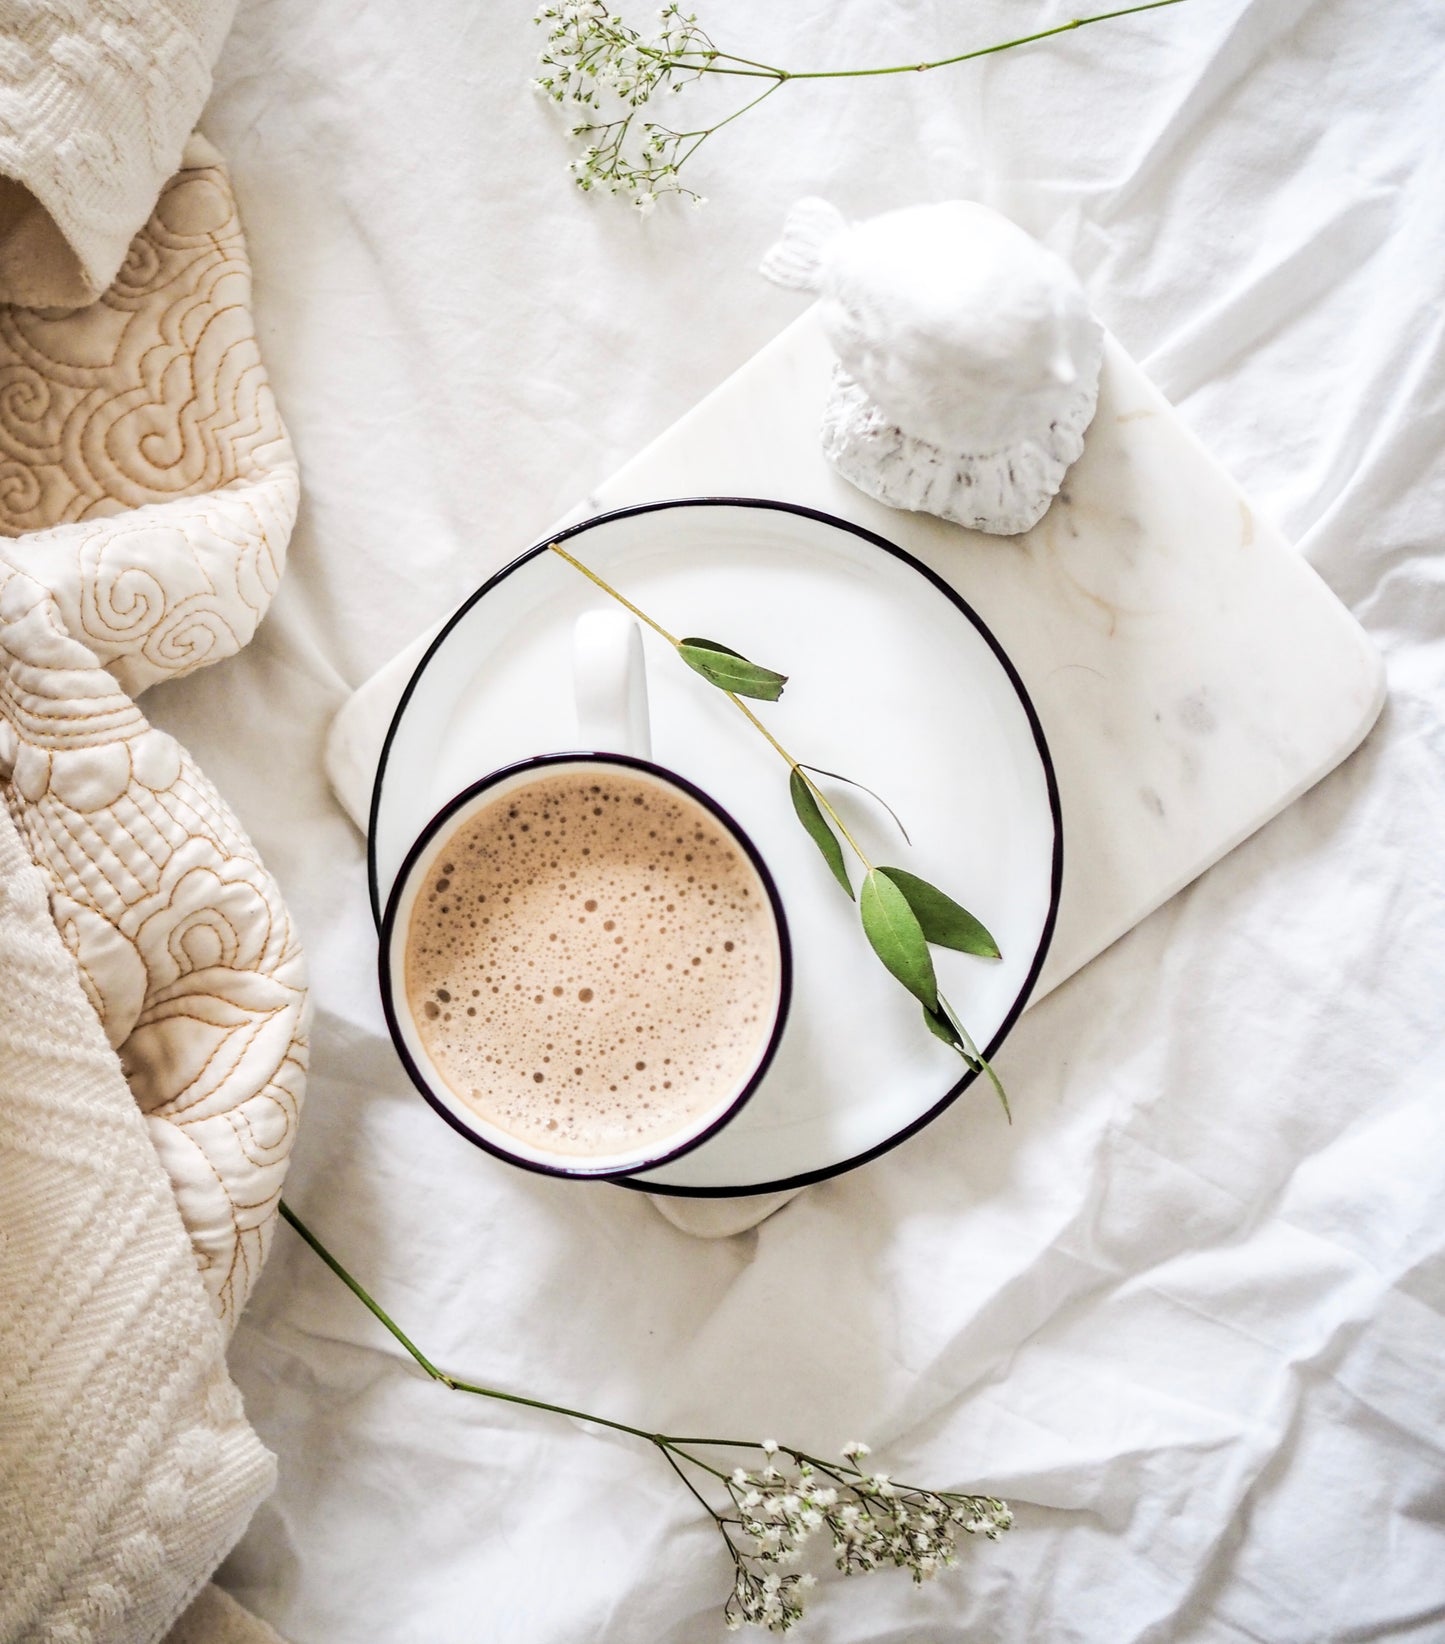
[329,307,1385,1017]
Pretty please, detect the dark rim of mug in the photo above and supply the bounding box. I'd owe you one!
[369,496,1063,1198]
[378,751,793,1181]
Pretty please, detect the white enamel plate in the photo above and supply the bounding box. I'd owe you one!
[371,500,1061,1195]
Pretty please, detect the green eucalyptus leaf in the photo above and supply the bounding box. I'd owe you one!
[876,867,1000,958]
[922,994,1014,1123]
[860,868,938,1013]
[922,1000,962,1048]
[679,636,746,658]
[677,637,787,701]
[790,769,853,899]
[799,764,911,845]
[981,1057,1012,1123]
[938,996,1012,1124]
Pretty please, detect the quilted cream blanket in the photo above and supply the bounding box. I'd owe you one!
[0,135,306,1327]
[0,117,306,1644]
[0,797,278,1642]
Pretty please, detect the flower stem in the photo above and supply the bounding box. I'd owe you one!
[767,0,1188,80]
[634,0,1186,81]
[280,1203,827,1456]
[672,76,784,170]
[659,1442,729,1522]
[279,1199,456,1386]
[280,1200,662,1444]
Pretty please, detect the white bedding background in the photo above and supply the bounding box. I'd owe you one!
[162,1,1445,1638]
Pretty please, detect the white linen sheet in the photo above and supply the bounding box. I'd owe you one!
[169,1,1445,1638]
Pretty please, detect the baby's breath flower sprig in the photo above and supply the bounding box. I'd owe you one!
[534,0,1188,210]
[548,539,1012,1118]
[279,1200,1013,1634]
[534,1,728,209]
[713,1441,1013,1629]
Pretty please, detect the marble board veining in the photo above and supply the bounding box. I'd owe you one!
[328,308,1385,1007]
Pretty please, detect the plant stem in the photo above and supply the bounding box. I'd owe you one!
[281,1200,659,1444]
[280,1202,789,1457]
[722,691,873,868]
[643,0,1186,81]
[546,542,872,865]
[548,541,681,647]
[659,1443,728,1521]
[545,541,1009,1111]
[703,49,785,74]
[672,77,785,170]
[938,996,1011,1121]
[280,1199,456,1386]
[766,0,1187,80]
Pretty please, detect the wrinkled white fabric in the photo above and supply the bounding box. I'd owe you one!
[182,1,1445,1638]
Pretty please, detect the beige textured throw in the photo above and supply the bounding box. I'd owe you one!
[0,799,275,1642]
[162,1588,287,1644]
[0,9,307,1637]
[0,137,308,1332]
[0,0,236,308]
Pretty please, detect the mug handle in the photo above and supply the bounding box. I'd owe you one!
[573,610,652,759]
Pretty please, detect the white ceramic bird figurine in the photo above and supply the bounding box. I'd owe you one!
[762,198,1104,536]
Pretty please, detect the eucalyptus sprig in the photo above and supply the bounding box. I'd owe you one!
[549,540,1009,1116]
[533,0,1188,210]
[280,1202,1013,1633]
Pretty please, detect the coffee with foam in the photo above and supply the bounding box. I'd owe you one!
[403,767,780,1162]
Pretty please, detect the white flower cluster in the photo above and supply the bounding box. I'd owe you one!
[721,1441,1013,1633]
[532,2,713,210]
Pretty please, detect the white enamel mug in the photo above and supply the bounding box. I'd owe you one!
[377,612,792,1179]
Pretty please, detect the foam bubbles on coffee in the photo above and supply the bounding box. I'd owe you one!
[404,768,778,1160]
